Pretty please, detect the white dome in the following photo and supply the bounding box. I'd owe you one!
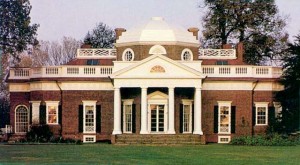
[116,17,199,46]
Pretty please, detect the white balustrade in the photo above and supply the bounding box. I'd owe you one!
[77,48,116,59]
[202,65,282,78]
[199,49,236,59]
[9,66,113,79]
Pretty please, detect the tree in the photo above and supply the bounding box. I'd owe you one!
[276,34,300,133]
[201,0,288,65]
[83,22,115,48]
[0,0,39,62]
[27,37,82,66]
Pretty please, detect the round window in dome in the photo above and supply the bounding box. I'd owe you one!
[122,48,134,61]
[181,49,193,61]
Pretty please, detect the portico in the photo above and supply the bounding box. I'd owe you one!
[111,54,204,135]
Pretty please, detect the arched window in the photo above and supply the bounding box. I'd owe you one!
[15,105,29,133]
[122,48,134,61]
[181,49,193,61]
[149,45,167,55]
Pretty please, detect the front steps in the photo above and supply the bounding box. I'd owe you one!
[113,134,205,145]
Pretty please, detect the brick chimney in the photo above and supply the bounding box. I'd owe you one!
[222,44,232,49]
[236,42,244,63]
[81,44,92,48]
[115,28,126,40]
[188,27,199,40]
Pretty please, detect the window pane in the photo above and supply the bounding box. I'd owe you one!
[48,106,57,124]
[85,105,95,132]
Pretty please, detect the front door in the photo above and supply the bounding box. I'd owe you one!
[150,104,165,132]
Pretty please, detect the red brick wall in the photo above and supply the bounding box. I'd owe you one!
[10,92,30,132]
[116,45,198,61]
[61,90,114,141]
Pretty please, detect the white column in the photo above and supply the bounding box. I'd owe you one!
[140,87,148,134]
[193,87,203,135]
[113,87,122,135]
[30,101,41,125]
[168,87,175,134]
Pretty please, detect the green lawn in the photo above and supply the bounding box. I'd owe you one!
[0,143,299,164]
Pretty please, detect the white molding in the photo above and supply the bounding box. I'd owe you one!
[30,101,41,125]
[45,101,59,125]
[254,102,269,126]
[218,101,232,134]
[14,105,29,133]
[218,136,231,143]
[82,100,97,134]
[83,135,96,143]
[9,84,30,92]
[122,48,135,61]
[149,45,167,55]
[181,48,193,61]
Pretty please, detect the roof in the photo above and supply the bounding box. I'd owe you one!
[116,17,199,46]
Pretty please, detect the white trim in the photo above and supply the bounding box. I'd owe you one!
[29,101,41,125]
[149,45,167,55]
[122,99,134,133]
[122,48,134,61]
[254,102,269,126]
[14,105,29,134]
[82,100,97,133]
[217,101,232,134]
[83,135,96,143]
[181,48,193,61]
[218,136,231,143]
[45,101,59,125]
[181,99,193,133]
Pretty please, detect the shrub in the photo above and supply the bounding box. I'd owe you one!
[26,125,53,143]
[230,134,296,146]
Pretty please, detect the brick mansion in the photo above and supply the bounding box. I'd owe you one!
[7,17,283,144]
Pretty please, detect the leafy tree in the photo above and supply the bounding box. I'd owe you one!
[201,0,288,65]
[0,0,39,62]
[83,22,115,48]
[276,34,300,133]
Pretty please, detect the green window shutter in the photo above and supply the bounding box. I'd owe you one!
[78,105,83,133]
[96,105,101,133]
[132,104,136,133]
[268,106,275,126]
[58,105,62,125]
[214,106,218,133]
[29,105,32,125]
[252,107,256,126]
[179,104,183,133]
[39,105,46,125]
[231,106,236,133]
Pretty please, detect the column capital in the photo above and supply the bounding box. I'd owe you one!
[141,86,148,89]
[168,86,175,90]
[195,87,202,90]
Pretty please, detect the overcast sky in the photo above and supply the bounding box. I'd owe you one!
[30,0,300,42]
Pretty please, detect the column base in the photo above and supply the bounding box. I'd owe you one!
[168,130,176,134]
[112,130,122,135]
[140,130,149,134]
[193,130,203,135]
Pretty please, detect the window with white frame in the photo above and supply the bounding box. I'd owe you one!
[255,102,268,125]
[122,48,134,61]
[182,99,192,133]
[181,49,193,61]
[218,101,231,134]
[15,105,29,133]
[45,101,59,125]
[123,99,133,133]
[83,101,96,133]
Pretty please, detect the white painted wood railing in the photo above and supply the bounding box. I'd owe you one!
[199,49,236,59]
[202,65,282,78]
[77,48,116,59]
[9,66,113,79]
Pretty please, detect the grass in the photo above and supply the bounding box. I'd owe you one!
[0,143,299,164]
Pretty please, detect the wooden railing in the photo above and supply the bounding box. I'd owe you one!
[77,48,116,59]
[199,49,236,59]
[9,66,113,79]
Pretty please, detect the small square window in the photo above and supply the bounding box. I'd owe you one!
[216,61,228,65]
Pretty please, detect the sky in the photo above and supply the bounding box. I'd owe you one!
[29,0,300,42]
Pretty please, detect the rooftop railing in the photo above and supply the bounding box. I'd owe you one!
[199,49,236,59]
[77,48,116,59]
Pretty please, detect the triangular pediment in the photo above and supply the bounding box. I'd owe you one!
[111,55,203,79]
[147,91,168,99]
